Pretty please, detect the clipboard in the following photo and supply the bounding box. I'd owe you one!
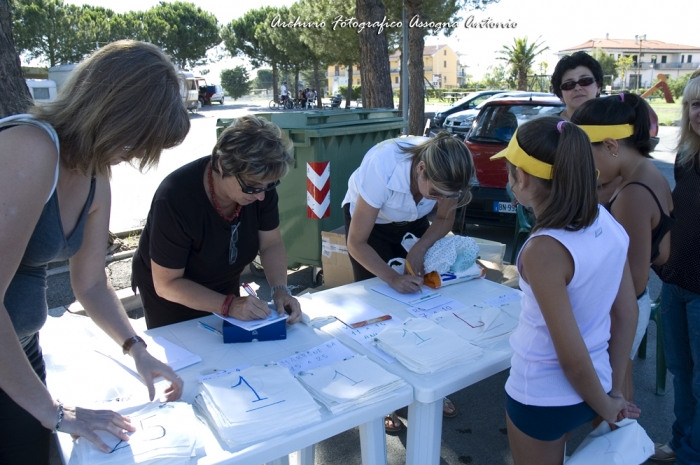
[222,318,287,343]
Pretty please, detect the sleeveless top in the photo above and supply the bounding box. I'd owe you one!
[505,206,629,406]
[0,115,96,348]
[604,181,676,263]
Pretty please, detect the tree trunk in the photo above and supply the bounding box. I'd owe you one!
[272,63,278,102]
[356,0,394,108]
[313,60,321,108]
[405,0,425,136]
[345,65,353,108]
[0,0,32,118]
[517,68,527,91]
[294,67,300,101]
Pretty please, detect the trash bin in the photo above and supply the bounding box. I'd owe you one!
[216,109,407,270]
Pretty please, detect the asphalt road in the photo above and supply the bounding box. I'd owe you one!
[47,103,680,464]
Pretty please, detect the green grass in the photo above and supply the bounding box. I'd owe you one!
[648,101,682,126]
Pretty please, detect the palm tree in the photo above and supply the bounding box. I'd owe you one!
[498,37,549,91]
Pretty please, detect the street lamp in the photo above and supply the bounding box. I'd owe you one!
[635,34,646,93]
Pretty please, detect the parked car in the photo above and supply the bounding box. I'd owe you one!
[199,84,225,105]
[432,90,509,128]
[180,72,206,113]
[25,79,57,104]
[455,95,565,230]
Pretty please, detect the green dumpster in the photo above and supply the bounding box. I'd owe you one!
[216,109,407,269]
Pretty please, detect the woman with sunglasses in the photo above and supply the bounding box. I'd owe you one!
[550,51,603,121]
[0,41,189,463]
[131,115,302,329]
[571,92,674,404]
[342,130,474,431]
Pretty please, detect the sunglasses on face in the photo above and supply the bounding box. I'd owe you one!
[560,76,596,91]
[229,222,239,265]
[234,175,280,195]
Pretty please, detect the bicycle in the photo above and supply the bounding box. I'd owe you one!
[269,96,293,110]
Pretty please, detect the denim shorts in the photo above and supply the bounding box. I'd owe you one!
[506,393,598,441]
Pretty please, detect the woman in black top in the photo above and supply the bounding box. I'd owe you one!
[650,73,700,464]
[132,115,302,329]
[572,92,674,404]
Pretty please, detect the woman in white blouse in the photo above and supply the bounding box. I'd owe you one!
[342,131,475,431]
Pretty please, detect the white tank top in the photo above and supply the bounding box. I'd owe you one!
[505,206,629,406]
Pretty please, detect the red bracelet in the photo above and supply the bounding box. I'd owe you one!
[221,294,235,317]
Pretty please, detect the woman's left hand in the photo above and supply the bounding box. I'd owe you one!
[273,290,302,324]
[130,345,184,401]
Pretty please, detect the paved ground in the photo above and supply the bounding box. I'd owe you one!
[46,103,680,464]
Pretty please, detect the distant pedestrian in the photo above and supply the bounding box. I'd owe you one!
[649,72,700,464]
[281,81,288,107]
[493,118,640,465]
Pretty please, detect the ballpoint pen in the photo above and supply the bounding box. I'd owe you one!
[198,321,223,335]
[350,315,392,329]
[404,261,423,293]
[242,283,258,298]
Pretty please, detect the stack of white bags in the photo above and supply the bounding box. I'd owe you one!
[432,305,519,347]
[194,364,322,447]
[373,318,482,374]
[72,402,202,465]
[295,355,407,414]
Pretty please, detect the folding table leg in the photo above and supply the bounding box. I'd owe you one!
[359,416,388,465]
[294,446,315,465]
[268,456,290,465]
[406,399,443,465]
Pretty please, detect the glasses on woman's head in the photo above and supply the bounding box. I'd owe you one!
[234,175,280,195]
[560,76,596,91]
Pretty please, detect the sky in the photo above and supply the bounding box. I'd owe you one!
[62,0,699,81]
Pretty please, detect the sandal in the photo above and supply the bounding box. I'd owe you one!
[384,412,404,433]
[443,397,458,418]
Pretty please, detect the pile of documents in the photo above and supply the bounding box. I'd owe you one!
[194,364,322,447]
[71,402,202,465]
[373,318,482,374]
[295,355,407,414]
[432,305,519,347]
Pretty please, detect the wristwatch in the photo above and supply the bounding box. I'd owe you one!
[271,284,291,295]
[122,335,147,355]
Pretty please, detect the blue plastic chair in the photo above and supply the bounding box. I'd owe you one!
[637,295,666,396]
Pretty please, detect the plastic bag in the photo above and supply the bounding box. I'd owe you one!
[424,236,480,275]
[565,419,654,465]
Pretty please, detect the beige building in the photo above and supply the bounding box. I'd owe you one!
[326,44,462,95]
[558,37,700,89]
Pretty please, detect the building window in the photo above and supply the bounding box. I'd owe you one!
[681,55,685,63]
[395,77,399,83]
[444,60,447,68]
[357,79,360,85]
[335,66,339,76]
[689,55,693,63]
[661,55,667,63]
[444,50,446,56]
[651,55,657,64]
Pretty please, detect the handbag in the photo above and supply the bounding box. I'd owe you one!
[565,419,654,465]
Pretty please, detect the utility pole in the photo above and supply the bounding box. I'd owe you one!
[635,34,646,93]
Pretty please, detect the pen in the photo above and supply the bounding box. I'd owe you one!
[350,315,392,329]
[404,261,423,294]
[198,321,223,335]
[242,283,258,298]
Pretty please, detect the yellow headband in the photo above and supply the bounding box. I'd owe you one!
[490,129,553,180]
[578,124,634,142]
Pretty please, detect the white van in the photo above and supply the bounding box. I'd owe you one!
[26,79,57,104]
[180,72,207,113]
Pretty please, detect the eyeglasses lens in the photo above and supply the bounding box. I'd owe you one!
[229,223,239,265]
[560,76,596,91]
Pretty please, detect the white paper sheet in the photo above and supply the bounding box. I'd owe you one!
[277,338,355,376]
[214,305,288,331]
[370,283,440,305]
[324,316,402,363]
[196,364,250,382]
[483,291,523,307]
[405,297,467,319]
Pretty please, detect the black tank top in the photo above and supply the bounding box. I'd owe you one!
[604,181,676,263]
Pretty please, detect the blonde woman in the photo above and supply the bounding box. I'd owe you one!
[0,40,190,463]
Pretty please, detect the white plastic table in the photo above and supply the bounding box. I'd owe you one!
[305,277,521,465]
[41,312,413,465]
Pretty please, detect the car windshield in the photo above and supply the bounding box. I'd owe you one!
[469,103,564,143]
[448,93,479,108]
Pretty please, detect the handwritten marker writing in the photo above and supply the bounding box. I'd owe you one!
[198,321,223,335]
[350,315,392,329]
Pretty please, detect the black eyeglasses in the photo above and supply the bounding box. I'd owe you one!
[229,222,240,265]
[235,175,280,194]
[560,76,596,91]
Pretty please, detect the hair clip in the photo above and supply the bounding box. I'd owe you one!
[557,120,567,133]
[619,93,625,102]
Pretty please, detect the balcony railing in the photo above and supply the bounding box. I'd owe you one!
[651,62,698,70]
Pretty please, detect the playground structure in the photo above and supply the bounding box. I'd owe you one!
[642,74,675,103]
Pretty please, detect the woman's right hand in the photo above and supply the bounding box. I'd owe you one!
[228,296,271,320]
[389,273,423,294]
[51,404,135,453]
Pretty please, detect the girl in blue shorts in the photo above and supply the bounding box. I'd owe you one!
[491,117,641,464]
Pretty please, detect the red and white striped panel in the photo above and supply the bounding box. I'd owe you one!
[306,161,330,219]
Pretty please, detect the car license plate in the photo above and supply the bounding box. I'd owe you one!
[495,201,517,214]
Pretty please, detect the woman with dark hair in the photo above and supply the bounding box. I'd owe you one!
[492,118,639,464]
[342,131,475,431]
[572,92,674,404]
[132,115,302,330]
[0,40,190,463]
[550,51,604,121]
[650,73,700,464]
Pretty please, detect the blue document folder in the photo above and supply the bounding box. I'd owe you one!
[222,318,287,343]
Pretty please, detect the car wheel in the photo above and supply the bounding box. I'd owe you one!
[220,98,225,105]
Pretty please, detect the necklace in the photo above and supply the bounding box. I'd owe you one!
[208,164,241,222]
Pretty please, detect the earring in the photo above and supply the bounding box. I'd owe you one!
[612,153,618,157]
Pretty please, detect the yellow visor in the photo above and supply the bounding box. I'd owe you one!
[578,124,634,142]
[490,129,553,180]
